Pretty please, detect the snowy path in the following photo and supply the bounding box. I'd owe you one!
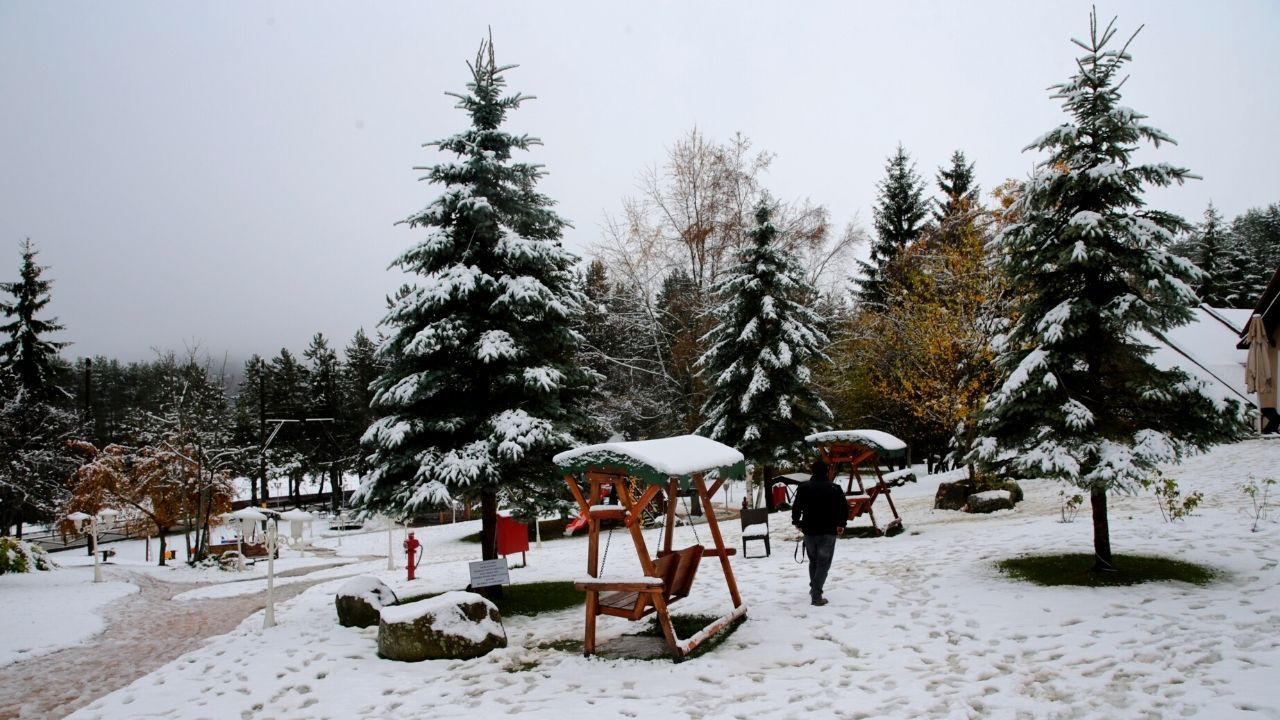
[0,561,373,720]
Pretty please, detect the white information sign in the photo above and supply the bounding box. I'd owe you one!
[468,559,510,588]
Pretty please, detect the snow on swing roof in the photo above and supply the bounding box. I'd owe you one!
[805,429,908,458]
[553,435,746,487]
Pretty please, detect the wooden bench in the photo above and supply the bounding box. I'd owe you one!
[575,545,705,653]
[578,544,703,619]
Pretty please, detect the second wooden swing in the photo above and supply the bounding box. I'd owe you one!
[554,435,749,658]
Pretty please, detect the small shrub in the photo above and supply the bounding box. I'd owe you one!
[1144,472,1203,523]
[1058,489,1083,523]
[0,537,56,574]
[1241,475,1276,532]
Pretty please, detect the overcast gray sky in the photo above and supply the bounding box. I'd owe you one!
[1,1,1276,363]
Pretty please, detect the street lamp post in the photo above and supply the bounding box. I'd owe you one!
[225,508,267,572]
[226,508,312,630]
[68,508,118,583]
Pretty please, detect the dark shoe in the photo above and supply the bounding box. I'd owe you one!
[811,597,829,606]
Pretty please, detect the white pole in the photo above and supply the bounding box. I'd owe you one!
[263,521,277,629]
[535,514,542,550]
[386,517,396,571]
[90,517,102,583]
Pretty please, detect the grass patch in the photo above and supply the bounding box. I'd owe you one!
[460,517,573,544]
[396,581,582,617]
[538,638,583,654]
[998,553,1217,587]
[633,613,746,659]
[496,581,582,616]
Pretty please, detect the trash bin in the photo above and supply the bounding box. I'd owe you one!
[771,484,788,508]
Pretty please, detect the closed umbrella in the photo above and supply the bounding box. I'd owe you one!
[1245,314,1272,395]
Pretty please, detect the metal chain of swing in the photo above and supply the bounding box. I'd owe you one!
[598,521,613,578]
[598,479,707,578]
[681,485,702,545]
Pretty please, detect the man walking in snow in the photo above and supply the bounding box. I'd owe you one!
[791,459,846,606]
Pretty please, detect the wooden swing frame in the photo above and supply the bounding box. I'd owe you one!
[810,431,908,536]
[558,438,749,659]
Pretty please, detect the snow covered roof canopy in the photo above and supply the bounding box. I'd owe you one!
[1238,267,1280,347]
[805,429,909,459]
[552,435,746,488]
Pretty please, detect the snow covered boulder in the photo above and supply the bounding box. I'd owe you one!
[967,489,1015,514]
[377,591,506,662]
[335,576,399,628]
[934,479,975,511]
[935,480,1023,512]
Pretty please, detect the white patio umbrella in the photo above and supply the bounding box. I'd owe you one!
[1245,314,1273,395]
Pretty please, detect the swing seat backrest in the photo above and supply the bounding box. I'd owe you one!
[665,544,704,604]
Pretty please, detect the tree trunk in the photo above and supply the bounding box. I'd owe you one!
[480,490,498,561]
[476,489,503,601]
[762,463,775,512]
[329,466,342,515]
[1090,487,1115,572]
[157,523,168,567]
[762,465,775,512]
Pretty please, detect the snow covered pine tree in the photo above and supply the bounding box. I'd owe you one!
[973,11,1246,571]
[698,204,832,506]
[357,37,591,573]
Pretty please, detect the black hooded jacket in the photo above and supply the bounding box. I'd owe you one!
[791,462,848,535]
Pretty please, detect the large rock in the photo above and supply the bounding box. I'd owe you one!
[934,480,975,511]
[335,576,398,628]
[378,591,506,662]
[935,479,1024,512]
[967,489,1015,514]
[1000,481,1024,504]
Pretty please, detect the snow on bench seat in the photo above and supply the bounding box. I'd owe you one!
[741,522,769,539]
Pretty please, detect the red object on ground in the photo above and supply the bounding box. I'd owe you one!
[404,532,421,581]
[772,484,788,507]
[496,514,530,558]
[565,511,589,535]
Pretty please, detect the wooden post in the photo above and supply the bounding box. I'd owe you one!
[587,475,601,577]
[694,473,743,608]
[650,592,680,654]
[583,590,598,656]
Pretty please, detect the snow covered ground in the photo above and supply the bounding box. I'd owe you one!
[6,439,1276,719]
[0,567,137,666]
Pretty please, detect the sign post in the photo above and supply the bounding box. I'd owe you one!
[468,559,510,589]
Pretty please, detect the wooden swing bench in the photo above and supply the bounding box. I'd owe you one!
[556,435,750,659]
[806,429,912,536]
[575,543,702,621]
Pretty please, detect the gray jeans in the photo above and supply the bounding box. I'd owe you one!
[803,533,838,601]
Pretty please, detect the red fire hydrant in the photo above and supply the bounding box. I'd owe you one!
[404,532,422,581]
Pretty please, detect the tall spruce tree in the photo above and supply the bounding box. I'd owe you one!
[973,11,1245,571]
[698,204,833,503]
[0,240,79,534]
[340,329,383,480]
[1184,202,1240,307]
[1230,203,1280,303]
[934,150,980,226]
[857,145,928,307]
[0,240,68,400]
[304,333,343,512]
[357,38,591,567]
